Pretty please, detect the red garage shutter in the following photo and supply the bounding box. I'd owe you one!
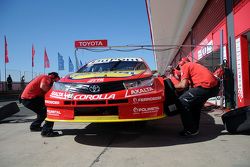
[233,0,243,7]
[192,0,226,45]
[182,32,192,57]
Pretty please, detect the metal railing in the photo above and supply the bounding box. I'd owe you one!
[0,81,27,92]
[0,69,43,82]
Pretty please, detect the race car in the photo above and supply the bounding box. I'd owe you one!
[45,57,167,123]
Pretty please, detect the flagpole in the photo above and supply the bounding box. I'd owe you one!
[44,54,45,74]
[4,35,8,90]
[32,45,33,78]
[31,44,35,79]
[4,62,6,81]
[44,48,45,74]
[75,49,77,70]
[4,61,6,90]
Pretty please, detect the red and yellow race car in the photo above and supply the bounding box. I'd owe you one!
[45,57,169,123]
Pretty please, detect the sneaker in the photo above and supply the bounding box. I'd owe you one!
[179,130,199,137]
[41,130,60,137]
[30,126,43,132]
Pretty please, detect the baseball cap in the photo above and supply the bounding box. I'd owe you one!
[48,72,60,80]
[178,57,190,66]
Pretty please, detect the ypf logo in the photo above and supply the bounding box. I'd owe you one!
[89,85,101,93]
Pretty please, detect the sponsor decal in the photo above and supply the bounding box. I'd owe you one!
[197,39,213,60]
[45,100,60,105]
[73,94,115,100]
[69,71,142,79]
[133,96,162,103]
[87,78,104,83]
[89,58,143,64]
[235,38,243,102]
[131,87,154,95]
[119,104,163,119]
[47,109,61,116]
[88,85,101,93]
[133,106,160,114]
[50,91,116,101]
[126,87,154,97]
[50,91,74,100]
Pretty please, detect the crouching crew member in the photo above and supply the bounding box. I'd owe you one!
[169,68,181,86]
[20,72,60,137]
[174,57,220,137]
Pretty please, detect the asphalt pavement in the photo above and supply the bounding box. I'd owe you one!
[0,91,21,102]
[0,101,250,167]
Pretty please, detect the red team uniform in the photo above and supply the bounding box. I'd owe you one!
[176,61,219,137]
[20,72,60,137]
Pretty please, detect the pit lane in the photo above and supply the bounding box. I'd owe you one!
[0,100,250,167]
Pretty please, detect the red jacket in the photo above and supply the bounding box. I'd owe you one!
[21,75,52,99]
[181,62,218,88]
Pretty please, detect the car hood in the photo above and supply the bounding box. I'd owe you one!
[60,70,152,83]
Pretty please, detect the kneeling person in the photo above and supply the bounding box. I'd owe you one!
[175,58,220,137]
[20,72,60,137]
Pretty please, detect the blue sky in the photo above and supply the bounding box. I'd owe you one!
[0,0,154,81]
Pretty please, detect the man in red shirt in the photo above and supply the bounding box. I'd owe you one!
[20,72,60,137]
[175,57,220,137]
[168,69,181,86]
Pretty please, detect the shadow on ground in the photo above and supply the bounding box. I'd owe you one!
[60,112,226,147]
[0,117,34,123]
[0,106,35,124]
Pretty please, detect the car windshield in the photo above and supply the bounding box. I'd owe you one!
[77,61,147,73]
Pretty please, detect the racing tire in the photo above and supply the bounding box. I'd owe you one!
[164,79,179,116]
[165,78,176,92]
[222,106,250,134]
[0,102,20,121]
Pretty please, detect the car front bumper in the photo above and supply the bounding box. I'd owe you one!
[45,86,165,123]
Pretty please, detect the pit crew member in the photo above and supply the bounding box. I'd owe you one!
[174,57,220,137]
[20,72,60,137]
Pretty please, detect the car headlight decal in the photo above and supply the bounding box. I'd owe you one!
[53,82,67,91]
[123,77,154,89]
[52,82,89,92]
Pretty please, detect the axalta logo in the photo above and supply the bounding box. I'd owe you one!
[130,87,154,95]
[45,100,60,105]
[133,106,160,114]
[50,91,73,100]
[73,94,115,100]
[133,96,161,103]
[47,109,61,116]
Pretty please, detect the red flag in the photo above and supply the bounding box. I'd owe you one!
[32,44,35,67]
[4,36,9,63]
[44,48,50,68]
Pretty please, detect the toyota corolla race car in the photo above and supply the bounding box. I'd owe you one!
[45,57,167,123]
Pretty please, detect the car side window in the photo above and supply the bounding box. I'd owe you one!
[135,63,146,70]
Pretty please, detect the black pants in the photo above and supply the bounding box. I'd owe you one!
[177,84,219,132]
[21,97,54,132]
